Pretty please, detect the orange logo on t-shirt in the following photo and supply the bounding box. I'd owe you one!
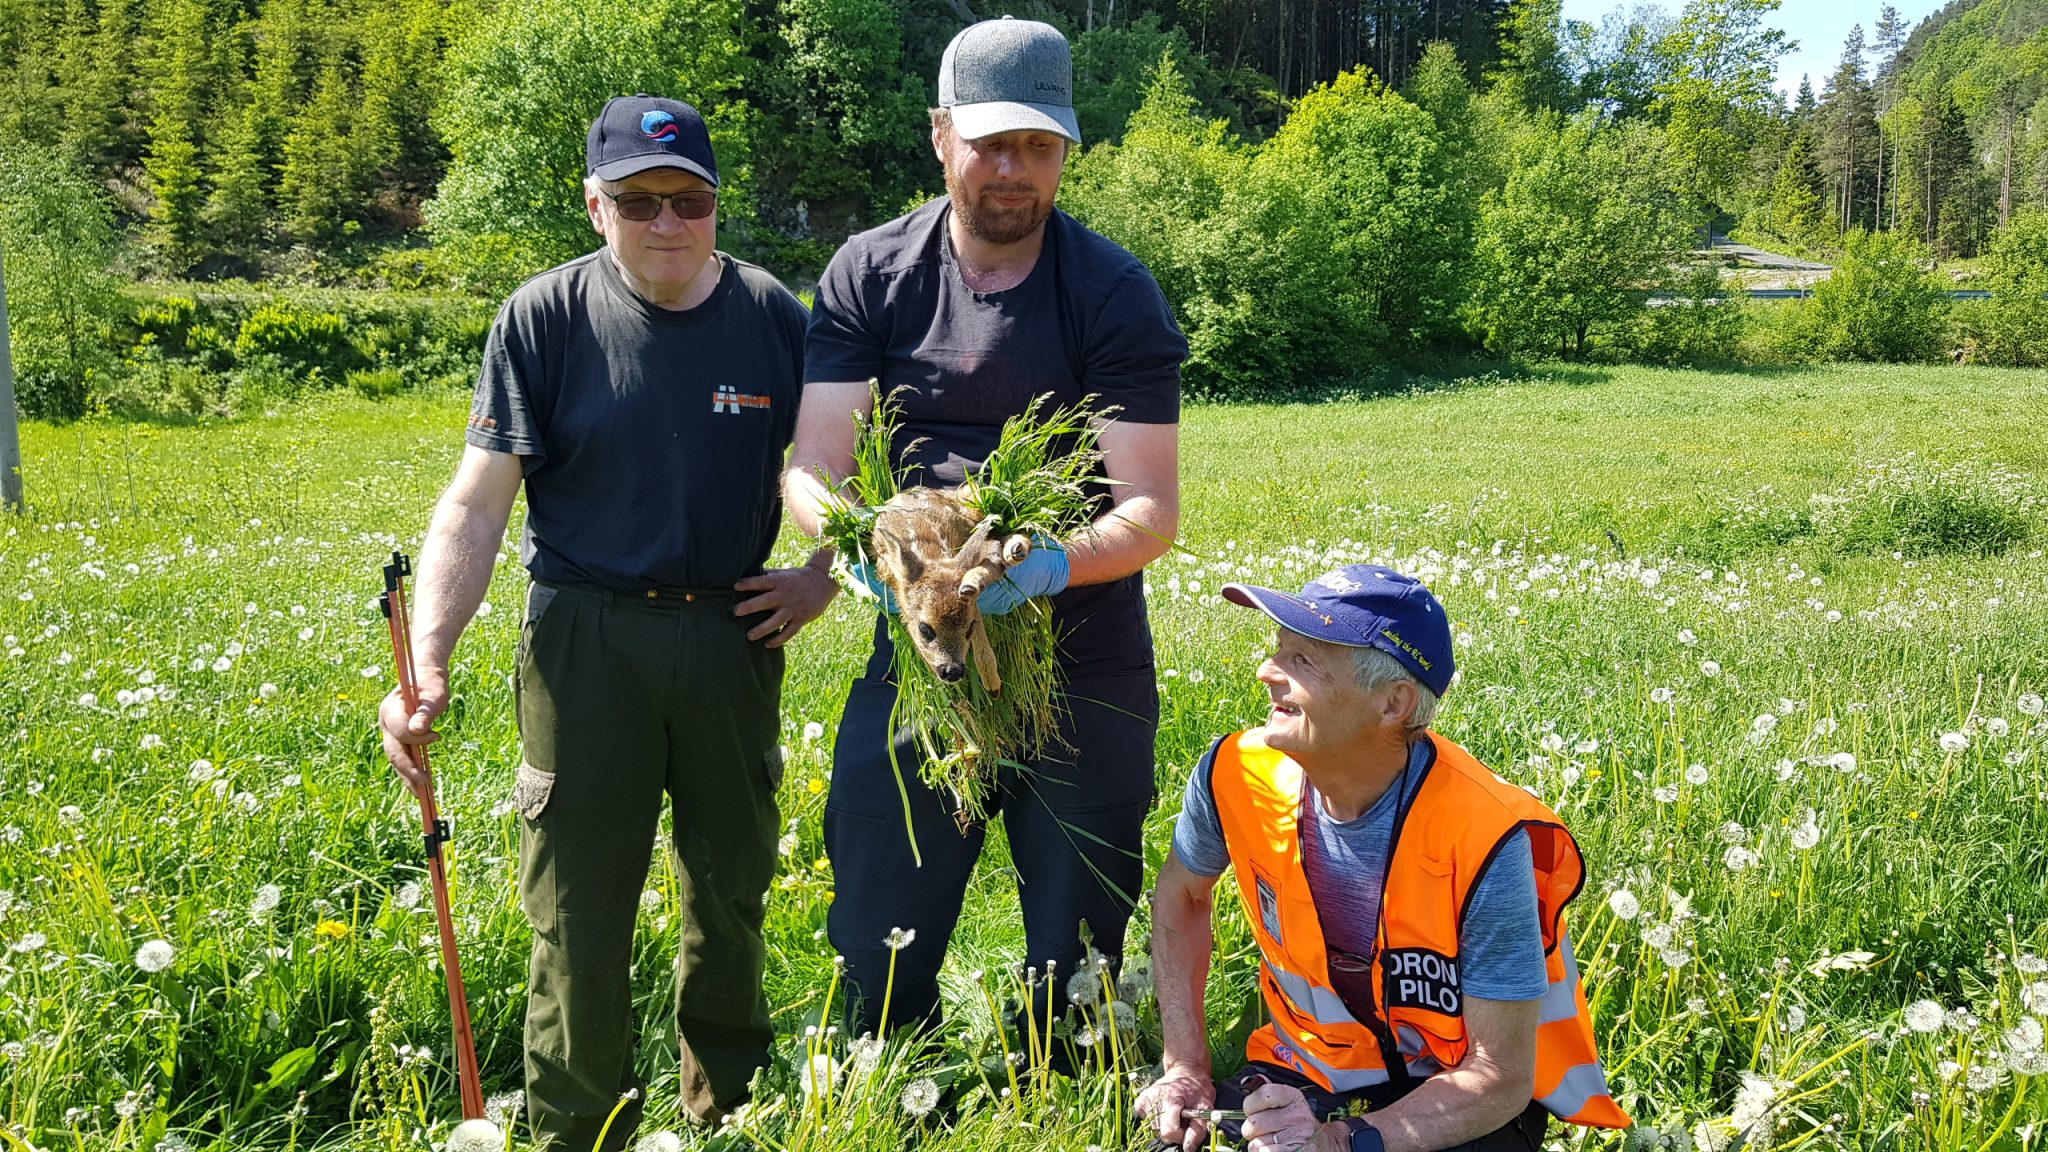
[712,386,772,414]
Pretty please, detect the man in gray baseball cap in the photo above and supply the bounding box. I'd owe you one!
[937,15,1083,144]
[784,14,1189,1046]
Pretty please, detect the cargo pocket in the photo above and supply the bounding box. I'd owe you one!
[516,761,559,942]
[761,747,786,792]
[514,760,556,820]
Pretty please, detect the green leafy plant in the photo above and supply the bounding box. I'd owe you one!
[820,387,1107,851]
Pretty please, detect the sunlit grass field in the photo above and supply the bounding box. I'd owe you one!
[3,362,2047,1152]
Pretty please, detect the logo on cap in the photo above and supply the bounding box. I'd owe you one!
[641,111,679,142]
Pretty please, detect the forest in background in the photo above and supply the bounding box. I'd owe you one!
[10,0,2048,419]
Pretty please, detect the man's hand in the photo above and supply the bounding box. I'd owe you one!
[1240,1083,1324,1152]
[1136,1066,1215,1152]
[378,668,449,793]
[734,556,839,647]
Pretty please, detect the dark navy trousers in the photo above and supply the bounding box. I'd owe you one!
[824,633,1159,1038]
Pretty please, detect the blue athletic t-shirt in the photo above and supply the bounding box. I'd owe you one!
[1172,737,1549,1005]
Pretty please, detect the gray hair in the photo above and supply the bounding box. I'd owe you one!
[1352,645,1438,731]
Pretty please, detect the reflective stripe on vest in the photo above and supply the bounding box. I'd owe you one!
[1210,729,1631,1129]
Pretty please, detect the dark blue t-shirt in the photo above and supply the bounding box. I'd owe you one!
[805,198,1188,670]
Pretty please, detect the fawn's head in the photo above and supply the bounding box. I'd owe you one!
[873,517,1010,684]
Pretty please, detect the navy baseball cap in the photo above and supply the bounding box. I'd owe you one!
[586,95,719,187]
[1223,564,1456,697]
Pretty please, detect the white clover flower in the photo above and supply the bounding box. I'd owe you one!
[1607,889,1641,921]
[884,926,916,950]
[1938,732,1969,753]
[134,939,175,972]
[802,721,825,742]
[900,1076,940,1118]
[1904,999,1946,1033]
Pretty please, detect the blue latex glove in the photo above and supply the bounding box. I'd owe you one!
[975,540,1070,616]
[842,561,898,613]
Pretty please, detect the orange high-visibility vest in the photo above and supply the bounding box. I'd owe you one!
[1209,728,1630,1128]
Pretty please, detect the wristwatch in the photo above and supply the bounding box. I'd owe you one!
[1340,1117,1385,1152]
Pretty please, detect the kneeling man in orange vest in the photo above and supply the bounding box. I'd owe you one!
[1135,564,1629,1152]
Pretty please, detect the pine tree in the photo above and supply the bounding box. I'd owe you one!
[206,0,314,244]
[1794,74,1817,122]
[1490,0,1573,114]
[1819,25,1875,233]
[279,57,354,241]
[142,0,212,258]
[1770,131,1824,240]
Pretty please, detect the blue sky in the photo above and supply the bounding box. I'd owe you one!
[1558,0,1951,101]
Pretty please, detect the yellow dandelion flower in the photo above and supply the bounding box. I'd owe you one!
[315,920,351,939]
[806,778,825,795]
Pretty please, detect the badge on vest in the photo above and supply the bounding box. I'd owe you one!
[1256,874,1283,945]
[1382,947,1462,1015]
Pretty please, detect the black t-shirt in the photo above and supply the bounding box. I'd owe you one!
[806,199,1187,670]
[466,250,807,590]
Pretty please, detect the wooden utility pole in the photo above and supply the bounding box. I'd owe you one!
[0,241,22,513]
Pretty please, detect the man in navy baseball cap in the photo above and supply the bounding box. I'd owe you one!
[1140,562,1627,1151]
[1222,563,1456,698]
[586,94,720,186]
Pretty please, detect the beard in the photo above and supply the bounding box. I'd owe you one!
[944,157,1053,245]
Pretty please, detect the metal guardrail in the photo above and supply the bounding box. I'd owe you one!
[1649,288,1997,302]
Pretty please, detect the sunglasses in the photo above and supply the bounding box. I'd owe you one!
[602,189,717,221]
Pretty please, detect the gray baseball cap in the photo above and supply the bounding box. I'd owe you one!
[937,17,1081,145]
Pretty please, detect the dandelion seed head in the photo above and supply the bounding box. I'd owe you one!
[634,1133,681,1152]
[1608,889,1641,921]
[134,939,175,973]
[447,1118,505,1152]
[884,926,916,951]
[900,1077,940,1118]
[1904,999,1946,1033]
[1939,732,1969,754]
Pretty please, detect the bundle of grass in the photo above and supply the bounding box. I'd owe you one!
[822,386,1111,855]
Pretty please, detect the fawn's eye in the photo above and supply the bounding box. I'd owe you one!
[918,623,937,642]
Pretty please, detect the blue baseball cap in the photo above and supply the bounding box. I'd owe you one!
[1223,564,1455,697]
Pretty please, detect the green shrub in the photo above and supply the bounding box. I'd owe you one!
[0,145,126,421]
[1794,230,1950,363]
[1686,488,1814,562]
[346,366,408,399]
[1970,208,2048,366]
[1812,457,2041,557]
[1616,263,1749,366]
[234,303,355,378]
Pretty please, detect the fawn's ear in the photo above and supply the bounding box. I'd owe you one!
[873,526,921,585]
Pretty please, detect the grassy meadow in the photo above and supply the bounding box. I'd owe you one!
[2,363,2047,1152]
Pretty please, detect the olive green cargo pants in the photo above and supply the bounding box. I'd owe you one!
[514,580,782,1151]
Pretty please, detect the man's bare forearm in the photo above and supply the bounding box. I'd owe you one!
[1152,876,1216,1075]
[782,463,841,540]
[410,490,514,673]
[1065,492,1177,587]
[1347,1047,1532,1152]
